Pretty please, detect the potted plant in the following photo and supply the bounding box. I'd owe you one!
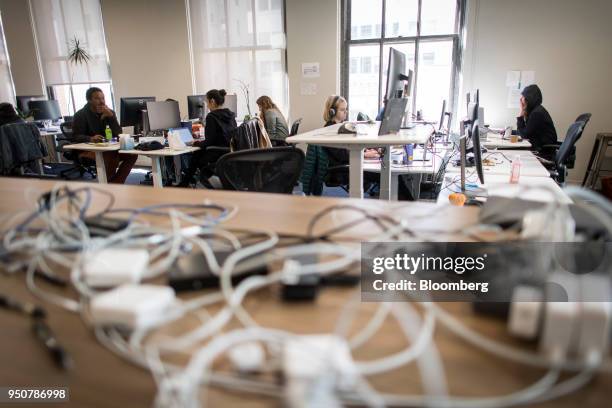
[234,78,253,122]
[66,36,91,112]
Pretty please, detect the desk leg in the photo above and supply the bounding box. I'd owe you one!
[94,152,108,184]
[379,147,392,200]
[173,156,182,183]
[151,157,164,188]
[349,148,364,199]
[390,173,399,201]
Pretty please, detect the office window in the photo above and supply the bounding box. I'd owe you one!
[188,0,288,120]
[342,0,464,121]
[30,0,113,116]
[0,12,15,105]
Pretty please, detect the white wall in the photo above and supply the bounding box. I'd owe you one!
[462,0,612,183]
[286,0,340,132]
[100,0,193,120]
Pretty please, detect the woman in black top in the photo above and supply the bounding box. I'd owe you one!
[178,89,238,187]
[517,84,557,157]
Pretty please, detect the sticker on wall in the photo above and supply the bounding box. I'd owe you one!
[520,71,536,87]
[302,63,320,78]
[507,88,522,109]
[506,71,521,88]
[301,82,318,96]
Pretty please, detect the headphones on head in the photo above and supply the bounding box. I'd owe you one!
[328,95,341,120]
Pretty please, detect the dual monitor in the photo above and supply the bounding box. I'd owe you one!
[119,94,238,134]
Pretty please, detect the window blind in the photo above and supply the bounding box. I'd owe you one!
[30,0,111,86]
[188,0,288,120]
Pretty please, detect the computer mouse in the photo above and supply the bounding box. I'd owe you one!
[338,123,357,134]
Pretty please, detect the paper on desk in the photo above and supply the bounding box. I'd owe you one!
[521,70,536,87]
[507,88,522,109]
[506,71,521,88]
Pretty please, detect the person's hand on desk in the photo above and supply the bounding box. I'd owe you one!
[364,148,380,159]
[90,135,104,143]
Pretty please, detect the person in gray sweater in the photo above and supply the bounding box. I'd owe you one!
[256,95,289,143]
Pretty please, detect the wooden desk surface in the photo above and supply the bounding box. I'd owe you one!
[0,178,609,408]
[63,142,120,152]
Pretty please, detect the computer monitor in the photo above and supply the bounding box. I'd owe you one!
[16,95,45,115]
[187,95,207,120]
[146,100,181,131]
[28,100,61,121]
[120,97,156,133]
[470,120,485,185]
[439,100,447,131]
[385,47,412,101]
[225,94,238,115]
[379,97,408,135]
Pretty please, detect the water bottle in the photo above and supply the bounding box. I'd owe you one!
[105,125,112,142]
[509,155,521,184]
[403,144,414,165]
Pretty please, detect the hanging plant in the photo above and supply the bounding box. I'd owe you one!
[67,36,92,65]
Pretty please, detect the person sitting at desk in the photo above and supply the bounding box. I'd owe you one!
[70,87,137,184]
[256,95,289,144]
[177,89,238,188]
[517,84,557,159]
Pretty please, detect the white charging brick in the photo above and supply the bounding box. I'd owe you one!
[90,284,176,330]
[83,248,150,287]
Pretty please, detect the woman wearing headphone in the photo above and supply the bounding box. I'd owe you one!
[322,95,350,167]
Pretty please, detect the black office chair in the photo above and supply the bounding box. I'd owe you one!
[540,120,587,185]
[539,113,591,168]
[289,118,302,136]
[357,112,371,121]
[57,122,96,179]
[215,147,305,194]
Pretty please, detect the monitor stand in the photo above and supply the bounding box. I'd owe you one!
[460,135,487,201]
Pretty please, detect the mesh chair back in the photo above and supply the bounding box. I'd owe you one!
[289,118,302,136]
[575,113,592,125]
[556,121,585,168]
[216,147,305,194]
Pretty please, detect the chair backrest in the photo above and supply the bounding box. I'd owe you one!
[575,113,592,125]
[0,122,46,173]
[356,112,371,121]
[216,146,305,194]
[230,118,272,151]
[289,118,302,136]
[556,120,585,167]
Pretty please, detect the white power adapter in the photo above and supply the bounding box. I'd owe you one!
[89,284,176,330]
[283,335,357,408]
[576,274,611,359]
[83,248,150,287]
[508,285,544,340]
[228,342,265,374]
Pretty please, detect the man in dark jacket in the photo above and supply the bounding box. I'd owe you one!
[71,87,136,183]
[517,84,557,158]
